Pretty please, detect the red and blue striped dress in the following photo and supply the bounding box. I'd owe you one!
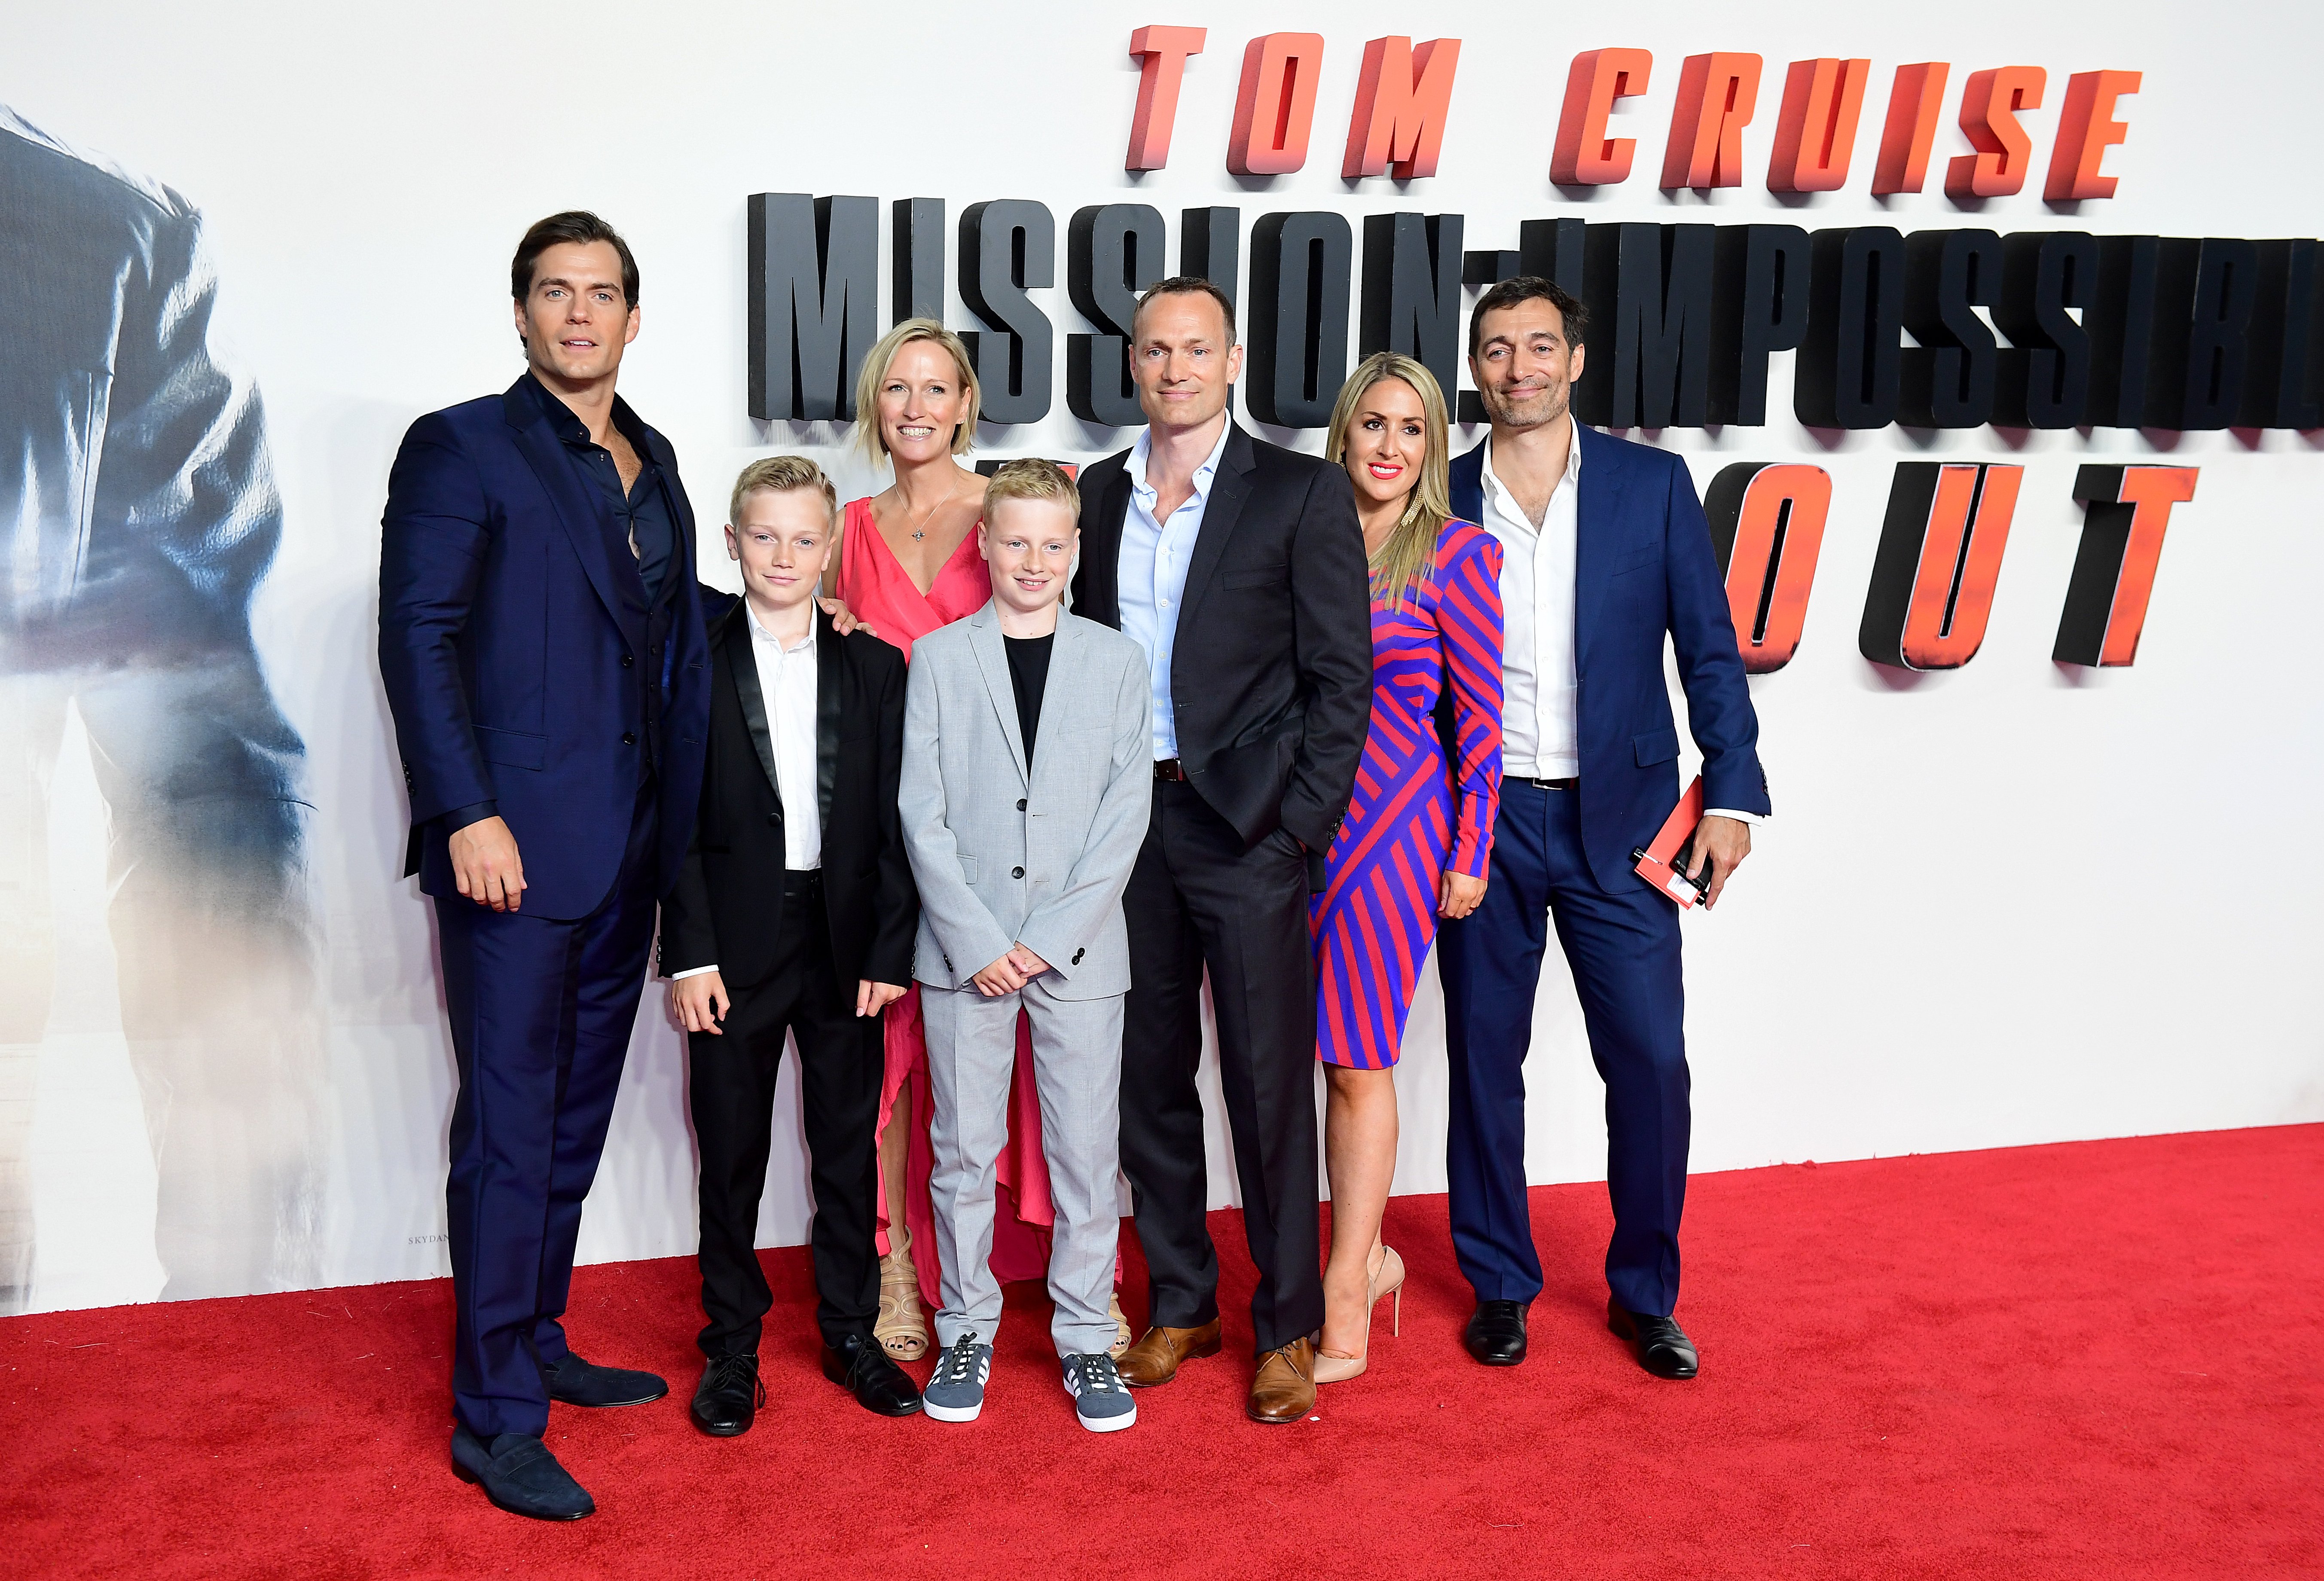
[1313,520,1504,1070]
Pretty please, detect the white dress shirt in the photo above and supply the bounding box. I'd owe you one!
[1117,418,1231,760]
[672,603,820,982]
[1474,427,1762,825]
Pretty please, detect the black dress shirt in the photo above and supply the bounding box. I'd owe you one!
[1005,632,1053,768]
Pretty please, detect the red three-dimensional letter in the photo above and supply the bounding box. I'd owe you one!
[1343,37,1462,178]
[1663,52,1764,189]
[1860,463,2024,670]
[1552,48,1652,185]
[2044,69,2141,200]
[2055,465,2198,666]
[1228,32,1325,176]
[1768,58,1872,193]
[1125,26,1208,171]
[1705,462,1832,673]
[1946,67,2047,200]
[1871,62,1951,195]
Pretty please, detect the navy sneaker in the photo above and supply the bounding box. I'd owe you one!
[1062,1352,1136,1432]
[922,1331,992,1423]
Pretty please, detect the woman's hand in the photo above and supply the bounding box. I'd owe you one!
[856,980,907,1017]
[817,596,875,638]
[1439,870,1487,920]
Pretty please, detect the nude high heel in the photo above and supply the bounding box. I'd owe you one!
[1314,1245,1406,1384]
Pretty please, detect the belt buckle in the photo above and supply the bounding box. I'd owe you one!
[1154,758,1187,783]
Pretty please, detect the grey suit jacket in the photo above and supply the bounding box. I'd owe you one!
[900,604,1152,999]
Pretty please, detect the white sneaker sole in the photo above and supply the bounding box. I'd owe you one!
[923,1397,983,1423]
[1065,1380,1137,1432]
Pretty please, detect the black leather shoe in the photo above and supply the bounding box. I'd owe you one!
[690,1352,764,1436]
[1465,1300,1530,1366]
[821,1332,924,1416]
[1608,1300,1699,1379]
[450,1425,594,1520]
[544,1352,669,1408]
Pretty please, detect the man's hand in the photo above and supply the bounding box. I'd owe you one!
[449,816,526,912]
[817,595,875,638]
[1439,870,1487,920]
[673,971,730,1034]
[1687,815,1752,909]
[856,979,907,1017]
[970,952,1028,998]
[1007,945,1051,980]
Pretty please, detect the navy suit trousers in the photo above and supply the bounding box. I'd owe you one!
[437,786,659,1439]
[1436,779,1690,1317]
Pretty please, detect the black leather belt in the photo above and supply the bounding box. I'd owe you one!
[1154,758,1189,782]
[1512,775,1578,790]
[783,868,823,891]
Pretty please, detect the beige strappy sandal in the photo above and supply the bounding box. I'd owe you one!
[1109,1291,1132,1359]
[876,1244,929,1361]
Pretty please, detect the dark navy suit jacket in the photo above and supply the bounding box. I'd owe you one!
[1449,425,1768,892]
[379,378,710,921]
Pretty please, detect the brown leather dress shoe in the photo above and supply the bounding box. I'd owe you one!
[1116,1319,1223,1387]
[1246,1337,1316,1424]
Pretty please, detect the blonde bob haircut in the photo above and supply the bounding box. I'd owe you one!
[852,318,981,460]
[980,457,1082,523]
[1324,351,1454,609]
[729,454,838,527]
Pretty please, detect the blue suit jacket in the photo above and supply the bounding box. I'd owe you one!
[379,379,710,921]
[1449,425,1768,892]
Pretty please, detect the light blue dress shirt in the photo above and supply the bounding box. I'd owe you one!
[1117,420,1231,760]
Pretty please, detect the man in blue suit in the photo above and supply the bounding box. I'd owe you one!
[379,212,709,1519]
[1439,277,1768,1381]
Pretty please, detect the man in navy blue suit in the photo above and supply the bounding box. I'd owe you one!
[379,212,709,1520]
[1439,277,1769,1382]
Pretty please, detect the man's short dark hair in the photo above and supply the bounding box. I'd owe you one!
[1132,275,1237,342]
[512,211,639,305]
[1468,276,1586,356]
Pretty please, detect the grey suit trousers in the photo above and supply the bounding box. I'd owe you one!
[922,975,1123,1358]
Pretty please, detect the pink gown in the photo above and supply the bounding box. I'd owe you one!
[835,497,1056,1305]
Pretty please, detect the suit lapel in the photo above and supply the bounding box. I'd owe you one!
[1084,459,1133,627]
[1172,423,1256,638]
[724,611,782,803]
[502,381,644,650]
[814,607,841,836]
[1572,424,1628,668]
[966,605,1029,786]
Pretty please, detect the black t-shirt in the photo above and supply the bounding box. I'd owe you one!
[1004,632,1054,768]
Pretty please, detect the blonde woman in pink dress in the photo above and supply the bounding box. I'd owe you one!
[833,319,1126,1361]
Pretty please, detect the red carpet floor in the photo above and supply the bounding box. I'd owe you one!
[6,1125,2320,1579]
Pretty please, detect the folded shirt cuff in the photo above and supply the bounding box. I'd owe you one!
[1703,808,1765,825]
[671,964,719,980]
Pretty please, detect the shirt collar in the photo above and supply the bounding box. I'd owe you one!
[744,601,815,653]
[1481,424,1582,513]
[1127,418,1232,504]
[522,371,654,462]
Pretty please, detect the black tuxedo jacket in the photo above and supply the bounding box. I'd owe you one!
[1069,422,1372,855]
[658,598,916,992]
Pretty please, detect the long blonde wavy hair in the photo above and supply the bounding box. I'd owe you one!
[1325,352,1453,609]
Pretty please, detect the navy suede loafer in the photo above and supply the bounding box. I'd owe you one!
[450,1426,595,1520]
[544,1353,669,1408]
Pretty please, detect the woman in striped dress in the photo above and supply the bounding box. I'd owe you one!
[1312,353,1505,1382]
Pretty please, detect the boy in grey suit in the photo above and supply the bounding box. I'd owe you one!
[899,460,1153,1433]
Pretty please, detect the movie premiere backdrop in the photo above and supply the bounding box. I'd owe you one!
[6,1,2320,1314]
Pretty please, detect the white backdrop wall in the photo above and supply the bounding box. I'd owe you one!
[9,0,2322,1312]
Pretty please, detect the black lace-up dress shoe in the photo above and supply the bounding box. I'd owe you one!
[691,1353,765,1436]
[450,1425,595,1520]
[1608,1299,1699,1379]
[1464,1300,1531,1366]
[544,1353,669,1408]
[822,1331,925,1416]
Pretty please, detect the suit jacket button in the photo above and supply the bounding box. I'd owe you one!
[621,653,635,667]
[622,732,637,745]
[1011,866,1024,879]
[1072,948,1084,964]
[1017,799,1027,812]
[766,813,779,827]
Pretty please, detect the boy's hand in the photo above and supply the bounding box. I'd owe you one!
[1006,945,1051,979]
[971,954,1027,997]
[856,979,907,1017]
[673,971,730,1033]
